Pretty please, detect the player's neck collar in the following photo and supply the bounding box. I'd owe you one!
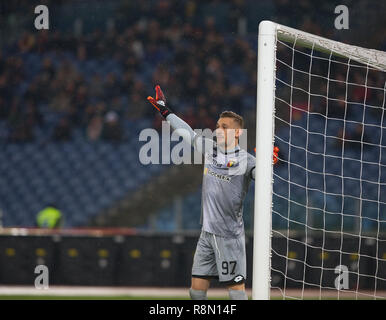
[218,144,240,155]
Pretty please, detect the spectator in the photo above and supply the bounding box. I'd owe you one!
[336,123,371,150]
[52,117,72,141]
[8,121,35,143]
[101,111,123,142]
[87,114,103,141]
[36,204,62,229]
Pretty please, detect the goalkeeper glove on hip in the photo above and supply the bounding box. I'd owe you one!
[273,146,279,164]
[147,85,173,118]
[254,146,279,164]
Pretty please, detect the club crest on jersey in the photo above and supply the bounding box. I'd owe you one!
[226,159,237,167]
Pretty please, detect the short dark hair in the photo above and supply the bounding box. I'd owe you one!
[219,111,244,128]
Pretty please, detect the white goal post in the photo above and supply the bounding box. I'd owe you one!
[252,21,386,300]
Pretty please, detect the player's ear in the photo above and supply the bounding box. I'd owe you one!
[236,128,243,138]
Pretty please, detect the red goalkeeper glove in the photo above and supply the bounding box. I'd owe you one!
[254,146,279,164]
[147,85,173,118]
[273,146,279,164]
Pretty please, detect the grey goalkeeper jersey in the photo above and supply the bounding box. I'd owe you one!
[165,113,256,239]
[198,141,256,238]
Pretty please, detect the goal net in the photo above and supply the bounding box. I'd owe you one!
[253,21,386,300]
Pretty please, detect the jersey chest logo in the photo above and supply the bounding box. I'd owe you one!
[204,167,231,182]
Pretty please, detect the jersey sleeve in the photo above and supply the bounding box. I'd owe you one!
[246,153,256,180]
[166,113,215,156]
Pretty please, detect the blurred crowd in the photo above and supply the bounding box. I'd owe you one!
[0,0,384,144]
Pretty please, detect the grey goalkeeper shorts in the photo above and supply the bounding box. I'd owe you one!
[191,230,246,285]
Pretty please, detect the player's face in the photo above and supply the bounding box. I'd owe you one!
[215,117,241,149]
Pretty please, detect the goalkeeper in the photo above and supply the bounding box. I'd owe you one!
[147,85,278,300]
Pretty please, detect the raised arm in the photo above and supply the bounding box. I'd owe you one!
[147,85,213,154]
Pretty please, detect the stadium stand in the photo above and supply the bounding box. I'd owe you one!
[0,0,385,233]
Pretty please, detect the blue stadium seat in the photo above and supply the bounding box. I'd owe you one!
[1,121,166,227]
